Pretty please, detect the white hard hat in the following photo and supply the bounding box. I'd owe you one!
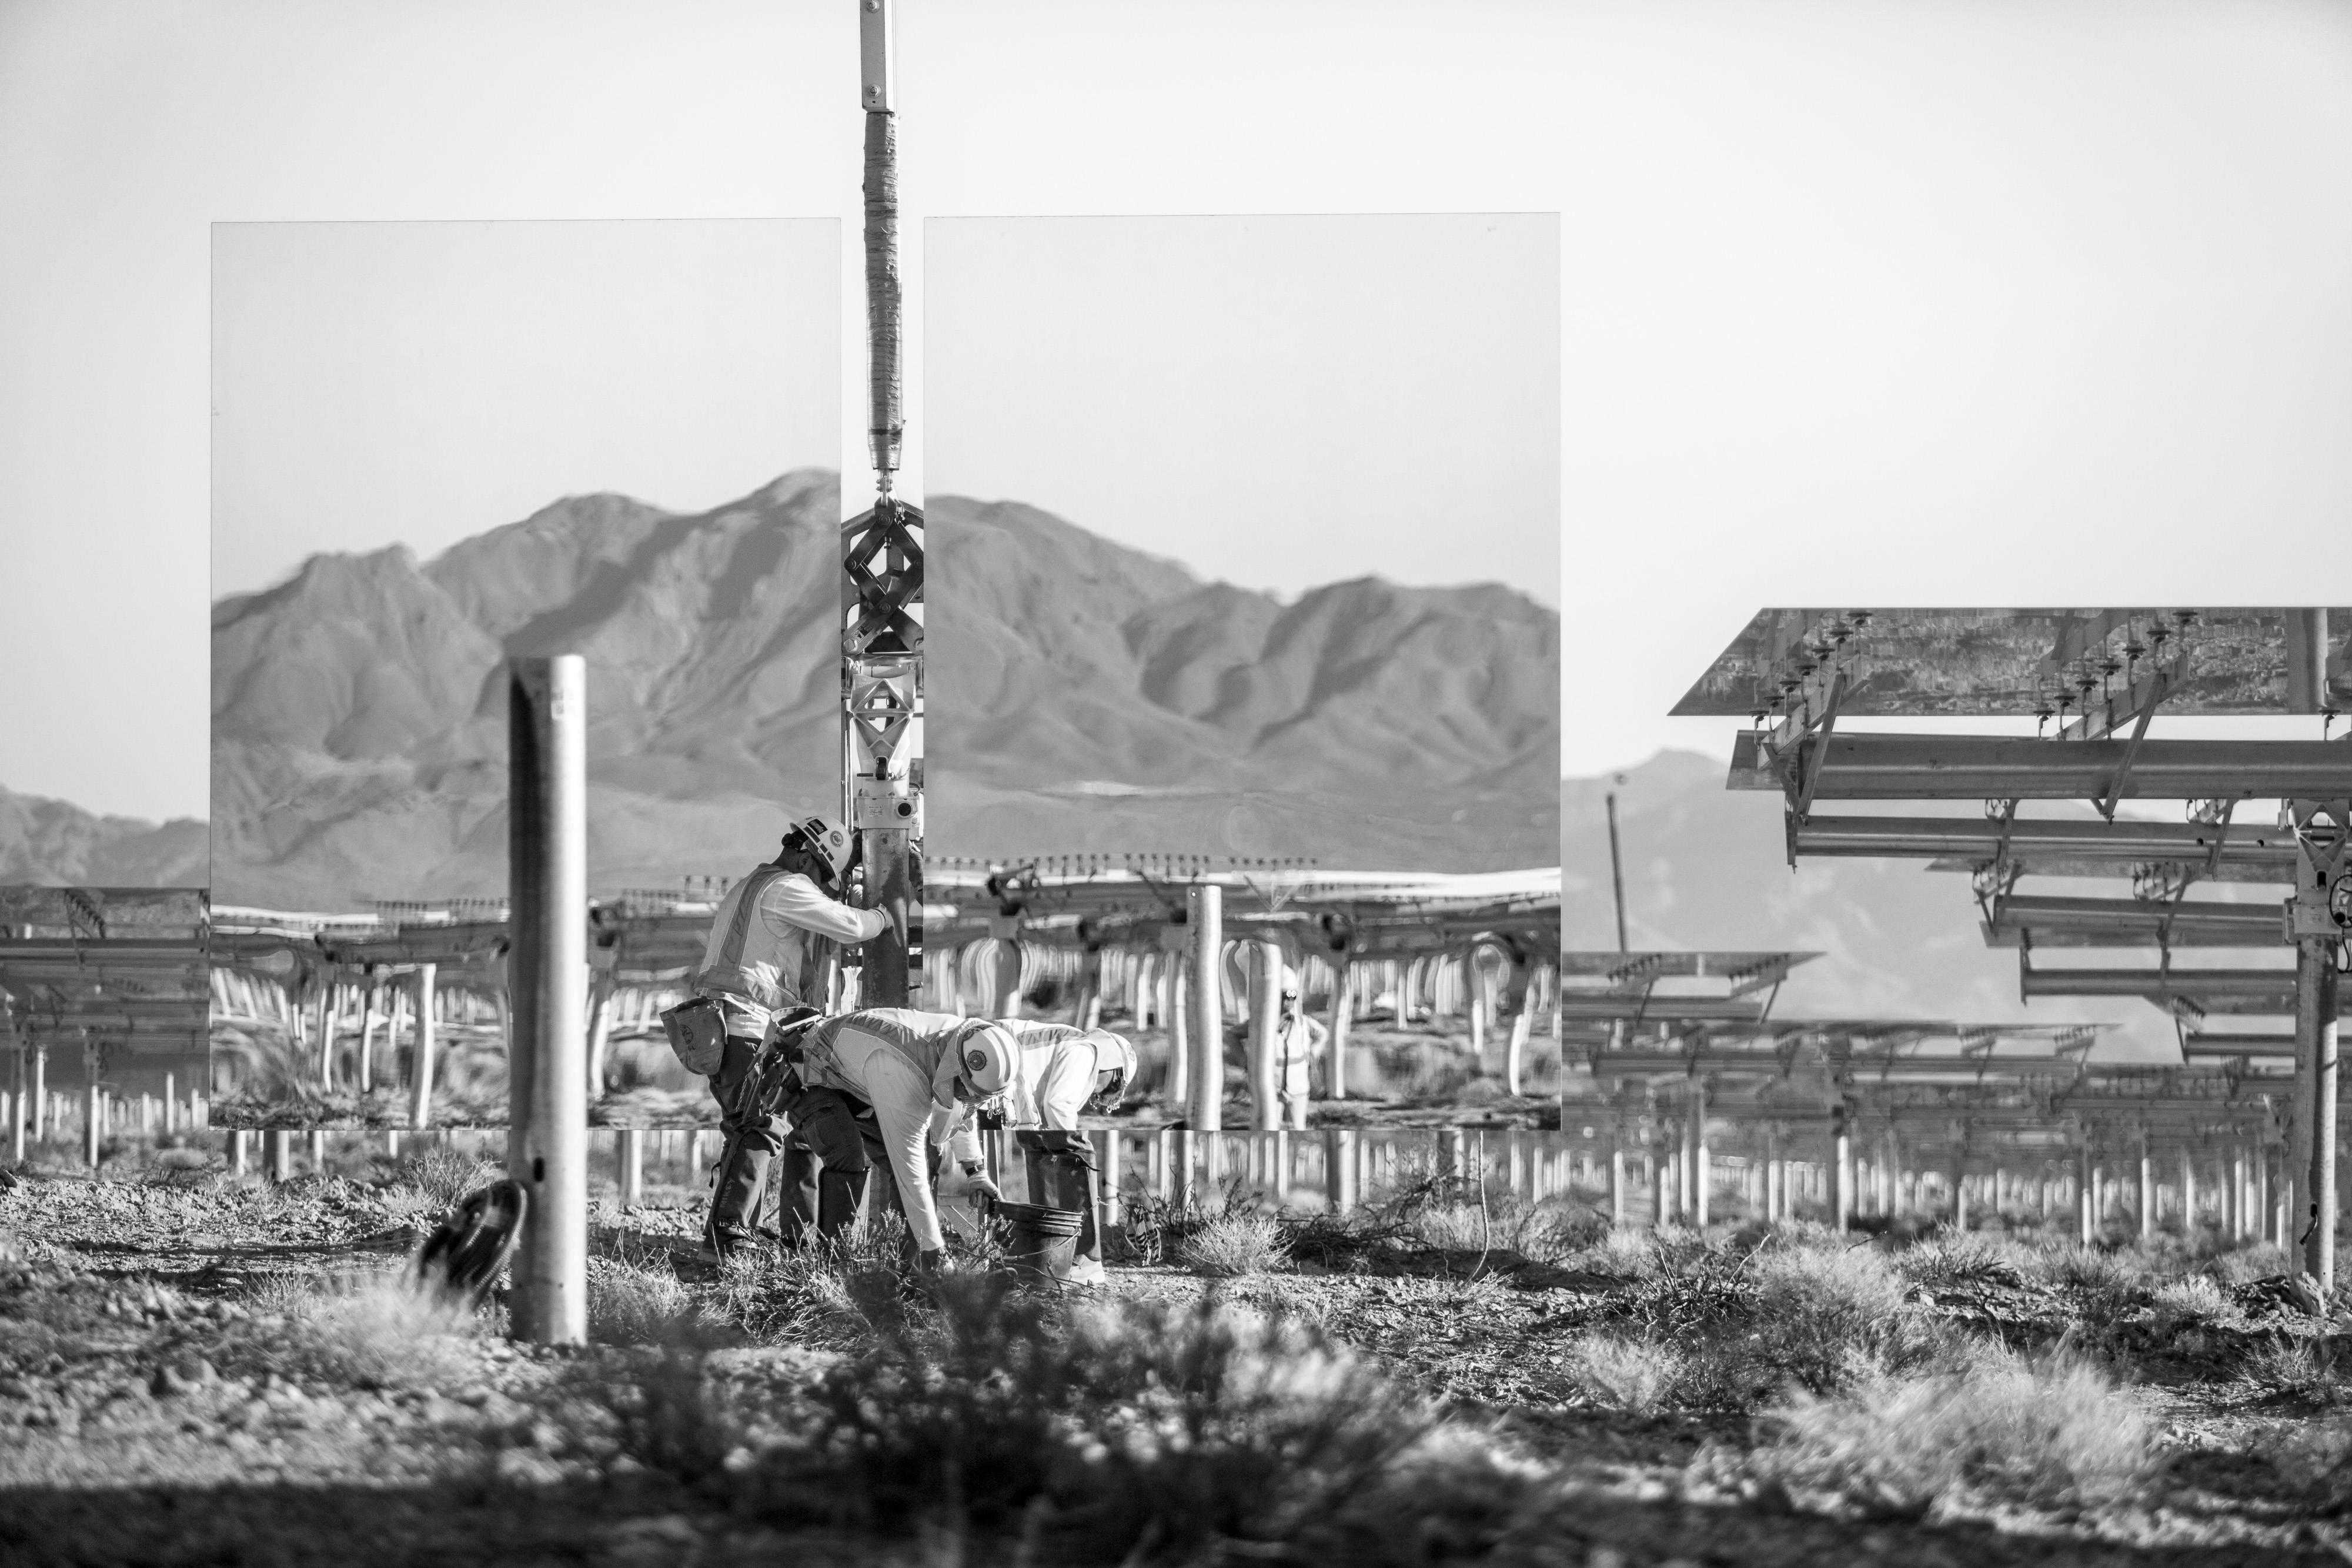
[784,814,856,887]
[1082,1029,1137,1084]
[957,1021,1018,1097]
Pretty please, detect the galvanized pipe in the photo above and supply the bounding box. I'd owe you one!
[507,656,587,1345]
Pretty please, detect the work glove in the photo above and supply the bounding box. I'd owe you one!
[958,1165,1004,1216]
[917,1248,956,1277]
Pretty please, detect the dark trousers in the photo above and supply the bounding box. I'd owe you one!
[777,1086,916,1257]
[704,1035,779,1252]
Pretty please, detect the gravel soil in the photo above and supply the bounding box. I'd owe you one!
[6,1159,2352,1567]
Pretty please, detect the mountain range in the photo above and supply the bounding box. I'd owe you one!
[207,471,1560,907]
[0,785,208,887]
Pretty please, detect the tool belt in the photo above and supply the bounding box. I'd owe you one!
[658,995,729,1076]
[730,1006,828,1124]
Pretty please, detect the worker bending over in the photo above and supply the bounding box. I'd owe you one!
[983,1019,1137,1285]
[682,817,891,1259]
[751,1008,1020,1271]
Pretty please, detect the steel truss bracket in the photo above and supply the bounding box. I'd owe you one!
[2286,799,2352,941]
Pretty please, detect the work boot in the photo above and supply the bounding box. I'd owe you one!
[1062,1256,1107,1287]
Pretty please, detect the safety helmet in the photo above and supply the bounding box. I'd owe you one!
[783,815,856,888]
[1081,1029,1137,1108]
[956,1021,1019,1099]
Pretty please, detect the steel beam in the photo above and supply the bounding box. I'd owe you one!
[2019,965,2298,1002]
[1792,812,2300,871]
[1734,731,2352,803]
[1982,894,2284,950]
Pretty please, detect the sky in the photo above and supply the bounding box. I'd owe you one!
[3,0,2351,823]
[211,220,840,597]
[925,214,1559,606]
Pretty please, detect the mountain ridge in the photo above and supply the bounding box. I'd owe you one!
[206,472,1560,905]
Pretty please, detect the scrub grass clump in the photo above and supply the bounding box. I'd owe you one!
[220,1269,483,1391]
[1181,1212,1291,1277]
[1750,1352,2153,1514]
[709,1277,1551,1566]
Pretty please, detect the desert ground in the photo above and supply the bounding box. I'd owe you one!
[9,1062,2352,1568]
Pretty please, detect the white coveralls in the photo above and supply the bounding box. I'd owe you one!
[987,1021,1112,1275]
[1275,1009,1327,1132]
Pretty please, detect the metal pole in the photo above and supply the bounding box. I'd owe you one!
[409,964,438,1129]
[507,654,587,1345]
[2306,938,2340,1286]
[1187,885,1223,1132]
[1605,787,1629,954]
[1248,938,1281,1131]
[1164,927,1190,1112]
[618,1127,643,1208]
[1326,956,1351,1101]
[844,0,923,1008]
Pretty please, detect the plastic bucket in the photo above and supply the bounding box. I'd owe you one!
[997,1200,1085,1280]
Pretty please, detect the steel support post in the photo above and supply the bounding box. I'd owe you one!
[585,969,616,1102]
[1833,1125,1852,1233]
[1324,1128,1357,1212]
[1609,1133,1626,1228]
[1162,925,1190,1112]
[1248,938,1282,1131]
[1691,1082,1710,1228]
[846,0,923,1009]
[409,964,437,1129]
[618,1128,643,1208]
[357,987,378,1094]
[2305,938,2341,1286]
[1326,957,1351,1101]
[82,1082,101,1168]
[1187,885,1223,1132]
[2138,1134,2154,1245]
[1504,958,1535,1097]
[267,1129,290,1183]
[507,656,587,1345]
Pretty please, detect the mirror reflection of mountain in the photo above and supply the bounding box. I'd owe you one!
[209,472,1561,908]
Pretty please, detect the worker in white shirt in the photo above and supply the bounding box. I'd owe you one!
[771,1008,1019,1269]
[983,1021,1137,1286]
[1275,978,1327,1132]
[690,816,895,1258]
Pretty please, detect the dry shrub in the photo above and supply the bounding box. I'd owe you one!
[1182,1212,1291,1277]
[2253,1336,2352,1406]
[225,1269,482,1390]
[2150,1275,2233,1332]
[1569,1228,1665,1282]
[1755,1351,2153,1514]
[723,1279,1552,1566]
[2207,1243,2296,1286]
[1575,1237,1952,1412]
[1896,1236,2029,1291]
[707,1221,913,1347]
[389,1144,505,1211]
[1562,1333,1685,1415]
[586,1255,710,1346]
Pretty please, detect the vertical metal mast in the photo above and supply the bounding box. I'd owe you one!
[843,0,924,1005]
